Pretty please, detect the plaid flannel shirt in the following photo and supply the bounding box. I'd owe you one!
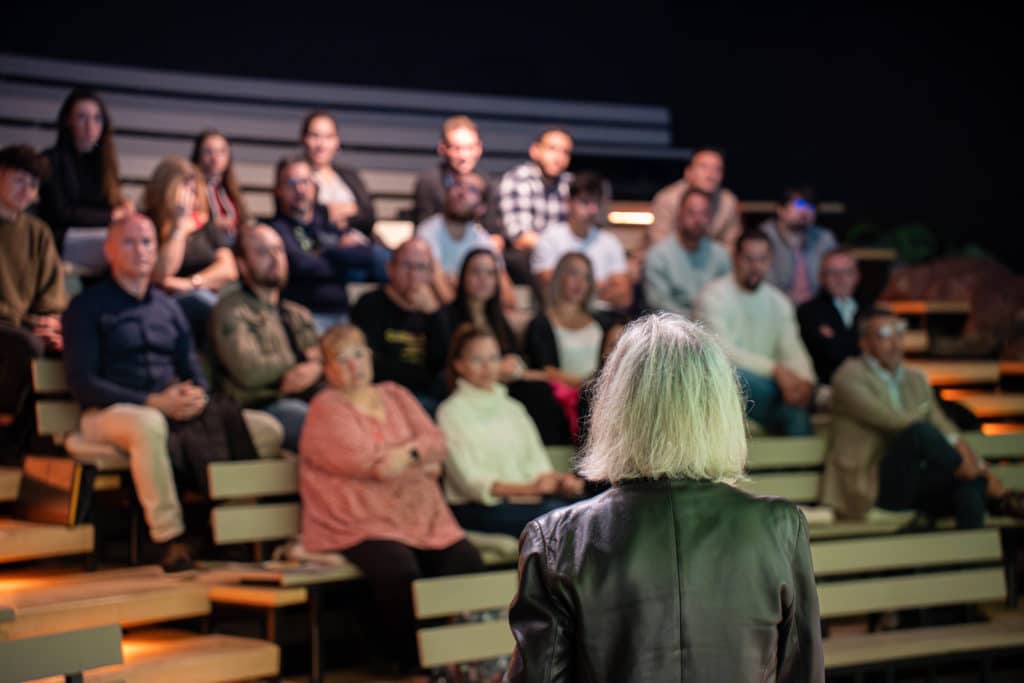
[498,161,573,240]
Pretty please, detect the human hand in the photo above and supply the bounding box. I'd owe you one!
[406,284,441,314]
[146,381,207,421]
[279,361,322,395]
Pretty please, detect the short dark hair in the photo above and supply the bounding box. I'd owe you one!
[569,171,605,200]
[856,306,898,336]
[300,110,337,139]
[735,228,772,254]
[780,185,816,206]
[679,186,711,209]
[535,127,572,144]
[275,154,310,184]
[689,146,726,163]
[0,145,50,180]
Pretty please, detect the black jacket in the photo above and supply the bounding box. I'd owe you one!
[797,291,861,383]
[507,478,824,682]
[330,163,376,236]
[38,145,114,248]
[413,163,505,236]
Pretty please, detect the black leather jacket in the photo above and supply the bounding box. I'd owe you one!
[506,478,824,682]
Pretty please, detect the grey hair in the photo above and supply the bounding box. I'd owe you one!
[577,313,748,484]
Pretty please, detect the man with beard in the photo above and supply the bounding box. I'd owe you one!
[696,229,816,435]
[416,172,513,305]
[759,187,838,306]
[210,224,322,451]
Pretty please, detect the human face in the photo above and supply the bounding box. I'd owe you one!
[0,168,40,215]
[105,215,157,280]
[567,193,601,231]
[529,131,573,179]
[820,253,860,299]
[326,335,374,390]
[463,251,499,303]
[198,134,230,181]
[276,162,317,217]
[778,196,817,231]
[676,192,711,244]
[454,336,502,390]
[683,150,724,194]
[734,238,772,291]
[444,175,485,221]
[860,315,907,372]
[241,225,288,289]
[440,127,482,175]
[557,256,592,306]
[303,116,340,168]
[68,99,104,154]
[388,241,434,297]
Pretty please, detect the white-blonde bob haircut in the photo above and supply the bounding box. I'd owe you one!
[578,313,748,484]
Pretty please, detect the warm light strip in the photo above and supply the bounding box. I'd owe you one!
[607,211,654,226]
[981,422,1024,436]
[940,388,986,401]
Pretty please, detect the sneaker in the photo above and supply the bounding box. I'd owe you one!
[159,540,194,573]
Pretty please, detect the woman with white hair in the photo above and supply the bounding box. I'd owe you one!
[506,313,824,682]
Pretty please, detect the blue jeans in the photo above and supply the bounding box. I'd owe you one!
[452,498,570,538]
[736,368,812,436]
[262,397,310,452]
[346,244,392,283]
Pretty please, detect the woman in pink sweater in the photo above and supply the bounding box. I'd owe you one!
[299,324,482,675]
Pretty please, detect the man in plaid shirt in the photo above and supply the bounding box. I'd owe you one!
[499,128,574,257]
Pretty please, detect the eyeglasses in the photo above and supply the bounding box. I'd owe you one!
[397,261,431,273]
[875,321,908,339]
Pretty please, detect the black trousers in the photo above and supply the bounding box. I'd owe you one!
[0,322,44,464]
[878,421,988,529]
[342,537,484,669]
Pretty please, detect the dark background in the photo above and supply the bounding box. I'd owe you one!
[4,3,1018,268]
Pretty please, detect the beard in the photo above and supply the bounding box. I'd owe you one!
[250,270,287,289]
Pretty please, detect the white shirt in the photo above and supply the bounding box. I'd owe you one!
[313,167,355,205]
[530,222,628,283]
[552,320,603,379]
[416,213,496,276]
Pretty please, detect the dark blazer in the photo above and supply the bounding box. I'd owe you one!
[797,290,861,383]
[507,479,824,682]
[412,163,505,236]
[332,163,376,236]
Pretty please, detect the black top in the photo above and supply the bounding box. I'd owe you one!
[62,278,207,408]
[351,289,450,397]
[507,479,824,682]
[797,290,862,383]
[331,163,376,236]
[413,163,505,236]
[38,145,113,249]
[178,221,227,277]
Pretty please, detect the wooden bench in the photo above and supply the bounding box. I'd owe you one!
[816,528,1024,678]
[905,360,1000,387]
[0,468,21,504]
[0,623,122,683]
[955,393,1024,421]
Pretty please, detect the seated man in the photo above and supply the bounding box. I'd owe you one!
[270,156,383,332]
[210,224,323,451]
[531,172,632,311]
[758,186,838,305]
[643,186,731,318]
[63,214,283,570]
[798,249,863,383]
[413,115,504,243]
[351,238,450,413]
[0,145,66,461]
[499,128,574,283]
[416,172,513,305]
[696,230,816,435]
[821,308,1023,527]
[649,146,742,251]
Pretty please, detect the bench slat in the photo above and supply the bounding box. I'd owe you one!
[206,459,298,500]
[746,436,827,469]
[0,467,20,503]
[210,502,299,545]
[965,431,1024,459]
[34,399,81,437]
[811,529,1001,576]
[413,570,518,619]
[417,619,514,669]
[737,472,820,503]
[0,519,94,564]
[31,358,69,394]
[0,624,122,682]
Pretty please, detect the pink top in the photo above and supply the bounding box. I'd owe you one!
[298,381,465,552]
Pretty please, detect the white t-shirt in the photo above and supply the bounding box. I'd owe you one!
[416,214,497,276]
[531,222,628,283]
[313,167,355,205]
[552,319,603,379]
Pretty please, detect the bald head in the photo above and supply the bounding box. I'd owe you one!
[104,213,157,281]
[388,238,434,298]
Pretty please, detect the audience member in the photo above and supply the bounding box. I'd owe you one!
[413,115,504,241]
[190,130,249,245]
[438,324,583,537]
[0,145,66,461]
[351,239,451,412]
[643,186,731,318]
[531,172,632,311]
[649,147,742,251]
[300,111,375,235]
[145,157,238,340]
[821,309,1024,527]
[62,214,283,571]
[449,248,571,443]
[798,249,863,383]
[209,225,322,451]
[270,156,378,331]
[416,172,512,305]
[298,324,482,676]
[39,88,133,262]
[696,230,816,435]
[759,186,838,305]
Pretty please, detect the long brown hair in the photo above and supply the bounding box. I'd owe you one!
[142,156,210,241]
[446,323,499,391]
[190,129,250,226]
[55,87,122,208]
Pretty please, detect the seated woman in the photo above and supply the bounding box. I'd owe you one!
[525,252,607,440]
[438,324,585,538]
[39,87,134,265]
[298,324,482,676]
[191,130,249,246]
[449,248,571,443]
[144,156,238,341]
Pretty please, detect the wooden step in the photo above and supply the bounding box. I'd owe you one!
[0,577,209,640]
[0,518,94,564]
[905,360,999,387]
[0,467,20,503]
[956,393,1024,419]
[1,623,122,683]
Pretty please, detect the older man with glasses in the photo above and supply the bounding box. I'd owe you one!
[797,248,864,383]
[821,308,1024,528]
